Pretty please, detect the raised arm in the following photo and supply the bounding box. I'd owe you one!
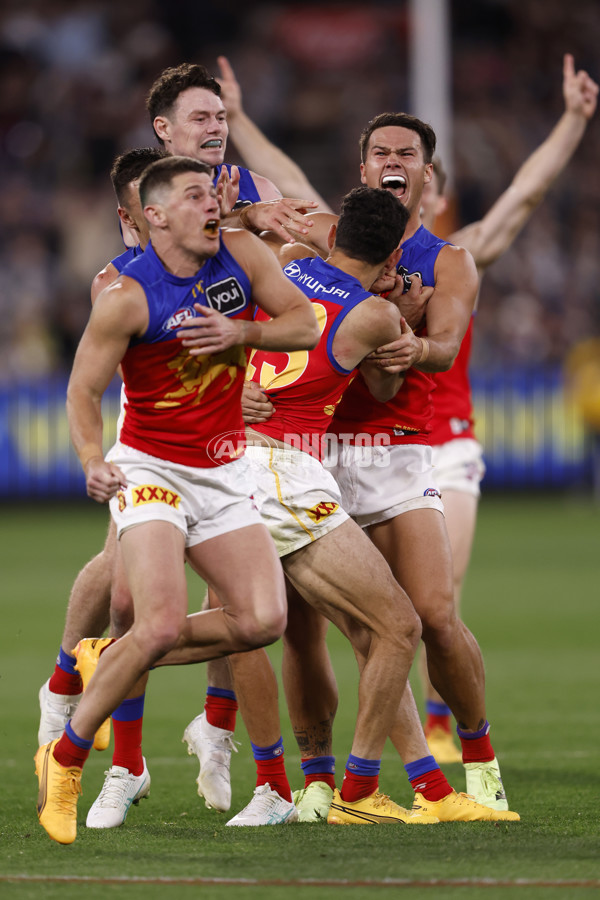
[452,53,598,271]
[217,55,333,213]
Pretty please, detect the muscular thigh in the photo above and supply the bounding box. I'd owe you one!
[119,520,188,622]
[187,523,286,617]
[283,518,412,638]
[368,508,454,622]
[441,490,479,590]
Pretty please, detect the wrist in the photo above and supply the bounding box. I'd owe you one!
[238,204,262,235]
[417,337,430,364]
[79,442,103,471]
[240,319,261,346]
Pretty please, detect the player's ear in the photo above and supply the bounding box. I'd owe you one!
[143,202,166,228]
[359,163,367,185]
[388,246,402,270]
[423,162,433,185]
[153,115,170,143]
[117,206,137,231]
[327,223,337,251]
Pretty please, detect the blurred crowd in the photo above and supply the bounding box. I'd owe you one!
[1,0,599,379]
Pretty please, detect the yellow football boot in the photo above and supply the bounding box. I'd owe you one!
[35,739,82,844]
[412,789,520,822]
[73,638,115,751]
[327,788,439,825]
[425,724,463,764]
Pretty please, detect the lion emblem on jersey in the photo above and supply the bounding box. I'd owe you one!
[156,346,247,407]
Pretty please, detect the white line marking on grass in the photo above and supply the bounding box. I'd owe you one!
[3,876,600,889]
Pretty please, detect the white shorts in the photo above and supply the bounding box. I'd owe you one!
[327,443,444,528]
[431,438,486,497]
[107,442,263,547]
[245,445,349,557]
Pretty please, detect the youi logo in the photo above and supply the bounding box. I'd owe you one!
[205,277,246,316]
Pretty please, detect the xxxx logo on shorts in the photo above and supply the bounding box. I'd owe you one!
[132,484,181,508]
[306,501,339,523]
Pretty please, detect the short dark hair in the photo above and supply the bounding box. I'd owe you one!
[359,113,436,164]
[146,63,222,145]
[335,186,409,265]
[432,155,448,195]
[139,155,213,207]
[110,147,165,204]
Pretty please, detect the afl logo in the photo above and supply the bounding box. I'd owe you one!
[163,307,195,332]
[284,261,302,279]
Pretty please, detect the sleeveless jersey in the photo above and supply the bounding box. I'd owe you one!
[214,163,261,209]
[331,225,450,445]
[111,244,143,274]
[429,316,476,445]
[117,239,252,467]
[247,256,373,460]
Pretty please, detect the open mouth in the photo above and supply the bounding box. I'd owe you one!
[202,139,223,149]
[204,219,220,236]
[382,174,406,191]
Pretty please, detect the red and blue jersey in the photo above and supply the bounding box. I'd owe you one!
[248,256,373,460]
[429,316,476,445]
[331,225,450,446]
[118,239,252,467]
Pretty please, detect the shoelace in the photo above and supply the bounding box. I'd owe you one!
[47,697,80,717]
[51,769,82,813]
[95,770,133,807]
[205,736,240,760]
[245,786,281,814]
[372,792,404,812]
[481,769,503,795]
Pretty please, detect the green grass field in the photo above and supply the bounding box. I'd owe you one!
[1,494,599,900]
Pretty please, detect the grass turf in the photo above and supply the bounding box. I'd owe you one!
[1,494,599,899]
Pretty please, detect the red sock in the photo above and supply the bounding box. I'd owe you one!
[460,732,495,763]
[112,718,144,776]
[256,756,292,802]
[48,666,83,695]
[409,767,453,801]
[256,753,292,803]
[302,758,336,791]
[340,770,378,803]
[205,692,238,732]
[53,731,91,769]
[425,711,452,734]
